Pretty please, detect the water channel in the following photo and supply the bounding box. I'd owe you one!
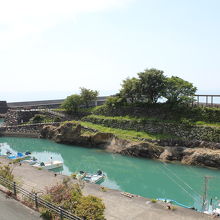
[0,136,220,211]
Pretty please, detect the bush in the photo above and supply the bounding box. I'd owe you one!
[30,114,46,124]
[42,183,105,220]
[75,195,105,220]
[54,117,61,122]
[0,165,14,189]
[105,96,126,108]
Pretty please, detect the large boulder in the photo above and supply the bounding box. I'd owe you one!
[91,132,114,147]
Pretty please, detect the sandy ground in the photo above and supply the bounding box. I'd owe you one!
[0,157,216,220]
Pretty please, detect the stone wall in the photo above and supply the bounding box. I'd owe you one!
[82,116,220,142]
[4,110,40,125]
[0,122,60,138]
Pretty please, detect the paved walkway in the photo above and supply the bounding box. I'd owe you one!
[0,191,41,220]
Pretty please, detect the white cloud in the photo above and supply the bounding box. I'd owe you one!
[0,0,132,47]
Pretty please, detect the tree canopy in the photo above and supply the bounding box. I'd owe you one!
[119,68,197,105]
[163,76,197,104]
[120,77,140,103]
[80,87,99,108]
[61,94,82,113]
[62,88,99,112]
[138,68,166,103]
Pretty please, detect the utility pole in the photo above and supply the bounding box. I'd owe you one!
[202,176,213,212]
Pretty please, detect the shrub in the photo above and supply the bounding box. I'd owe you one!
[105,96,126,108]
[75,195,105,220]
[0,164,14,189]
[54,117,61,122]
[42,183,105,220]
[30,114,46,124]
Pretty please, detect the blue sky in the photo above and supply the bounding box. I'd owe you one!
[0,0,220,101]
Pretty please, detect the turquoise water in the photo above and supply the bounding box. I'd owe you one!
[0,137,220,210]
[0,119,4,125]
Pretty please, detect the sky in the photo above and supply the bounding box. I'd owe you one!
[0,0,220,102]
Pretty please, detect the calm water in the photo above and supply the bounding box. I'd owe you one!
[0,119,4,126]
[0,137,220,210]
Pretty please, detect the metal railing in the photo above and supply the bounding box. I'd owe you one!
[0,176,81,220]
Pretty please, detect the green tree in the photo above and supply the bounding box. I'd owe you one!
[75,195,105,220]
[61,94,82,113]
[138,68,166,103]
[80,87,99,108]
[120,77,140,103]
[105,96,126,108]
[164,76,197,104]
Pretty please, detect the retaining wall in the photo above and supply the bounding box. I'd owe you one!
[82,116,220,142]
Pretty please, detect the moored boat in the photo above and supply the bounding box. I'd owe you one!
[21,157,38,165]
[32,160,63,170]
[82,170,105,184]
[8,152,30,160]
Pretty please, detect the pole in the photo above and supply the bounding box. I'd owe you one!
[59,207,63,220]
[34,193,38,209]
[13,182,17,197]
[202,176,213,212]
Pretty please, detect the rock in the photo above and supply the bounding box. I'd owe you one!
[182,148,220,168]
[91,132,114,146]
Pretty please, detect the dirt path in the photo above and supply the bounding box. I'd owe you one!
[0,158,215,220]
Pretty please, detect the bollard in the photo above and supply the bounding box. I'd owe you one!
[59,207,63,220]
[13,182,16,197]
[34,193,38,209]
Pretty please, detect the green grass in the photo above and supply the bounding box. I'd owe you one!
[195,121,220,127]
[85,114,220,128]
[85,114,171,123]
[79,121,176,141]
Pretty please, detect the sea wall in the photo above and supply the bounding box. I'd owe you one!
[82,116,220,142]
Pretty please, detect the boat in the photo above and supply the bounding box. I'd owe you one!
[8,152,30,160]
[76,170,86,180]
[32,160,63,170]
[82,170,105,184]
[21,157,38,165]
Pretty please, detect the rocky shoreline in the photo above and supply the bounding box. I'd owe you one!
[40,122,220,169]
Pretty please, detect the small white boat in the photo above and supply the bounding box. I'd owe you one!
[83,170,105,184]
[22,157,38,165]
[33,160,63,170]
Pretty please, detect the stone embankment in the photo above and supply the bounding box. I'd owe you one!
[4,109,69,126]
[82,116,220,142]
[0,123,60,138]
[40,122,220,169]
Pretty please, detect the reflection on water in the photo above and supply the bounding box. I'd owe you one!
[0,137,220,210]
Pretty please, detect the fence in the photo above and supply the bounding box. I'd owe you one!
[0,176,81,220]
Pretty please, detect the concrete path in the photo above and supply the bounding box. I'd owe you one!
[0,191,41,220]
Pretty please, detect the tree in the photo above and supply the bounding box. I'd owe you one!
[80,88,99,108]
[120,77,140,103]
[61,94,82,113]
[138,68,166,103]
[164,76,197,104]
